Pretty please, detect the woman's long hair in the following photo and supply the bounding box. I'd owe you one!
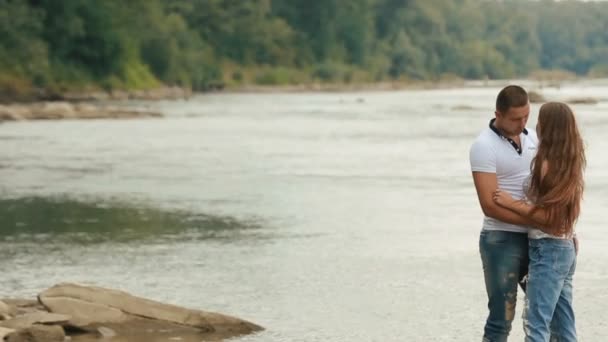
[527,102,586,236]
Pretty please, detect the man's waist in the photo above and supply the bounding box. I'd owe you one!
[482,217,530,233]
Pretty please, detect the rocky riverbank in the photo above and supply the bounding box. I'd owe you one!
[0,86,194,122]
[0,283,263,342]
[59,86,193,102]
[0,102,162,122]
[0,86,193,104]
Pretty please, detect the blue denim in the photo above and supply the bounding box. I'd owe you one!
[479,230,529,342]
[524,238,577,342]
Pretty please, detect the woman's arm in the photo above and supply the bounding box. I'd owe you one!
[493,160,551,226]
[492,189,549,226]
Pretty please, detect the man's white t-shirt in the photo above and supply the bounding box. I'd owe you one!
[470,121,538,233]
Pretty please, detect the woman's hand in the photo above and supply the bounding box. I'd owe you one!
[493,189,516,208]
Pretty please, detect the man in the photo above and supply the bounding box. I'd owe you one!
[470,85,537,341]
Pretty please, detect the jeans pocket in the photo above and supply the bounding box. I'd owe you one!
[548,244,576,275]
[528,245,541,264]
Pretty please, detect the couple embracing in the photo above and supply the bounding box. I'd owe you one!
[470,85,585,342]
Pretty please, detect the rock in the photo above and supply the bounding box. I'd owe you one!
[0,300,45,316]
[109,90,130,101]
[73,103,97,113]
[38,297,128,327]
[0,312,70,330]
[0,300,10,319]
[28,102,75,120]
[528,90,546,103]
[451,104,474,110]
[0,105,27,121]
[0,105,15,120]
[61,87,191,101]
[2,283,262,341]
[0,102,162,121]
[96,326,116,338]
[565,97,598,105]
[62,91,110,102]
[0,327,16,340]
[3,325,65,342]
[39,283,262,335]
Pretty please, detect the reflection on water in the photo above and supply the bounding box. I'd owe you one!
[0,197,264,244]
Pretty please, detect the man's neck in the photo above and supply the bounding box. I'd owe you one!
[492,120,519,140]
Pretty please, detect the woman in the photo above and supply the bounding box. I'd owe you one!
[493,101,585,342]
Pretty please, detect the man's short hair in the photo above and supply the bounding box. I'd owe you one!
[496,85,528,113]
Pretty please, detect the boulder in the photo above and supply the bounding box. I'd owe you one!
[38,297,128,327]
[0,300,10,319]
[39,283,262,335]
[0,105,27,121]
[566,97,599,105]
[3,325,65,342]
[528,90,546,103]
[0,300,45,316]
[0,312,70,330]
[28,102,75,120]
[0,102,162,121]
[0,327,15,340]
[451,104,474,111]
[2,283,262,340]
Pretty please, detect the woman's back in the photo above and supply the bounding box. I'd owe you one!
[527,102,586,237]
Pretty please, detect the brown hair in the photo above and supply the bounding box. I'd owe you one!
[496,85,529,113]
[528,102,586,235]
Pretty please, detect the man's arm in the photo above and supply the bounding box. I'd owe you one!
[472,171,534,226]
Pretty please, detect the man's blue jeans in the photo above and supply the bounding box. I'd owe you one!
[524,238,577,342]
[480,230,529,342]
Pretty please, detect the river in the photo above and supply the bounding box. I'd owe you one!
[1,83,607,341]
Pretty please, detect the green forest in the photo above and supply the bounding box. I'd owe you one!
[2,0,608,98]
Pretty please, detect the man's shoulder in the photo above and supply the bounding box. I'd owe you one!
[471,127,497,147]
[470,128,499,164]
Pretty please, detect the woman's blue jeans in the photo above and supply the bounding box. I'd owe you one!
[524,238,577,342]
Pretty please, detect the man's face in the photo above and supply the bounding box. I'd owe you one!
[495,103,530,136]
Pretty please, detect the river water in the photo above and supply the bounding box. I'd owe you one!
[1,83,607,341]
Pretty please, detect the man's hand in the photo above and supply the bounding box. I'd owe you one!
[493,189,516,209]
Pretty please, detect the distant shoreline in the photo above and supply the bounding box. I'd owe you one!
[3,77,608,104]
[1,78,605,122]
[206,77,608,94]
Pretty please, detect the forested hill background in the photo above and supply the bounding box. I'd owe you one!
[2,0,608,98]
